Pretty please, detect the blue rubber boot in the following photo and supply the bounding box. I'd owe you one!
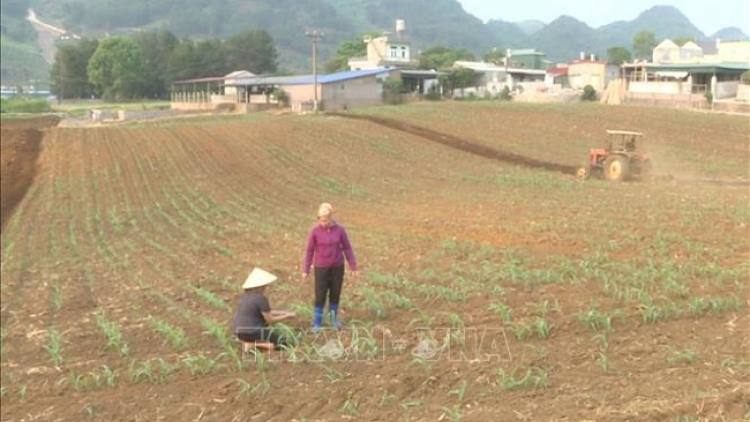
[329,304,343,329]
[312,306,323,332]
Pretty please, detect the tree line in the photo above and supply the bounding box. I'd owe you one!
[50,26,663,101]
[51,29,278,100]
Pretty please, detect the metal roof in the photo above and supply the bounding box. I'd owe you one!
[400,69,448,77]
[281,67,395,85]
[644,62,749,74]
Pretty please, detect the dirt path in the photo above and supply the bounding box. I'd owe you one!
[25,8,78,64]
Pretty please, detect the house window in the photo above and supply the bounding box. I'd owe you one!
[389,46,398,58]
[400,46,407,58]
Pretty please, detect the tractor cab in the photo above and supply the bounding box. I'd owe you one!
[576,130,651,182]
[607,130,642,155]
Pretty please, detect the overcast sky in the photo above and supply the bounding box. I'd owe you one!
[457,0,750,35]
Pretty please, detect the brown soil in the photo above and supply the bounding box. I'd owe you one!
[0,104,748,422]
[0,115,60,232]
[329,112,580,175]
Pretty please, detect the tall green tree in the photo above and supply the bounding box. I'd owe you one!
[194,38,230,76]
[481,48,506,65]
[447,68,479,97]
[87,36,146,100]
[165,39,199,82]
[224,30,278,74]
[50,38,99,99]
[324,32,380,73]
[632,31,657,60]
[132,30,179,99]
[606,47,632,66]
[418,46,475,71]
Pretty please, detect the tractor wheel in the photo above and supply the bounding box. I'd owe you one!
[604,155,629,182]
[575,165,590,181]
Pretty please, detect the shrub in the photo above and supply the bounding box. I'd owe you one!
[424,84,441,101]
[0,97,53,113]
[271,88,289,106]
[382,77,405,105]
[499,86,513,101]
[581,85,597,101]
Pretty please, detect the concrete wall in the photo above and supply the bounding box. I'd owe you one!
[625,92,709,110]
[282,75,388,111]
[715,81,739,99]
[629,81,686,94]
[737,85,750,102]
[171,102,219,111]
[568,62,608,91]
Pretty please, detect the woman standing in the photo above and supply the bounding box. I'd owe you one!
[302,203,359,330]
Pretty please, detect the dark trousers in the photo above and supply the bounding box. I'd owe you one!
[237,330,288,347]
[314,265,345,308]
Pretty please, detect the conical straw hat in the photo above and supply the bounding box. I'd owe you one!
[242,267,277,289]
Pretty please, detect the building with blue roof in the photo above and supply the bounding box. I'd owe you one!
[172,67,399,112]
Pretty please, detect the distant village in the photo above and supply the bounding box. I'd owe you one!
[170,20,749,115]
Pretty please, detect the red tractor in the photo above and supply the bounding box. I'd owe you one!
[576,130,652,182]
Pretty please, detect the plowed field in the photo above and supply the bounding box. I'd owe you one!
[1,102,748,422]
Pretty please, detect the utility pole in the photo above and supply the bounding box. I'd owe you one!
[504,48,512,90]
[306,29,322,111]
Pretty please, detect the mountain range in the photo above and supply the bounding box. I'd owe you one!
[1,0,748,84]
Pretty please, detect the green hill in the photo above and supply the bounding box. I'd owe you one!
[1,0,747,84]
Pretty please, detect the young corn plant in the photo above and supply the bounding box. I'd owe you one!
[408,355,433,374]
[94,311,129,357]
[43,328,65,366]
[128,359,155,384]
[155,358,179,384]
[250,351,272,395]
[640,302,664,324]
[443,312,465,330]
[449,380,469,401]
[319,363,345,382]
[597,352,611,373]
[182,352,226,375]
[349,326,380,360]
[340,392,359,417]
[533,317,553,339]
[149,317,187,352]
[511,321,531,340]
[407,309,435,329]
[577,306,617,332]
[379,389,395,407]
[666,347,697,365]
[101,365,118,388]
[441,404,462,422]
[687,297,708,316]
[496,367,549,391]
[360,286,387,319]
[190,286,230,311]
[51,284,63,311]
[201,317,233,349]
[487,303,513,324]
[383,291,413,310]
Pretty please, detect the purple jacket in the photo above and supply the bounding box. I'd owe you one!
[302,221,357,273]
